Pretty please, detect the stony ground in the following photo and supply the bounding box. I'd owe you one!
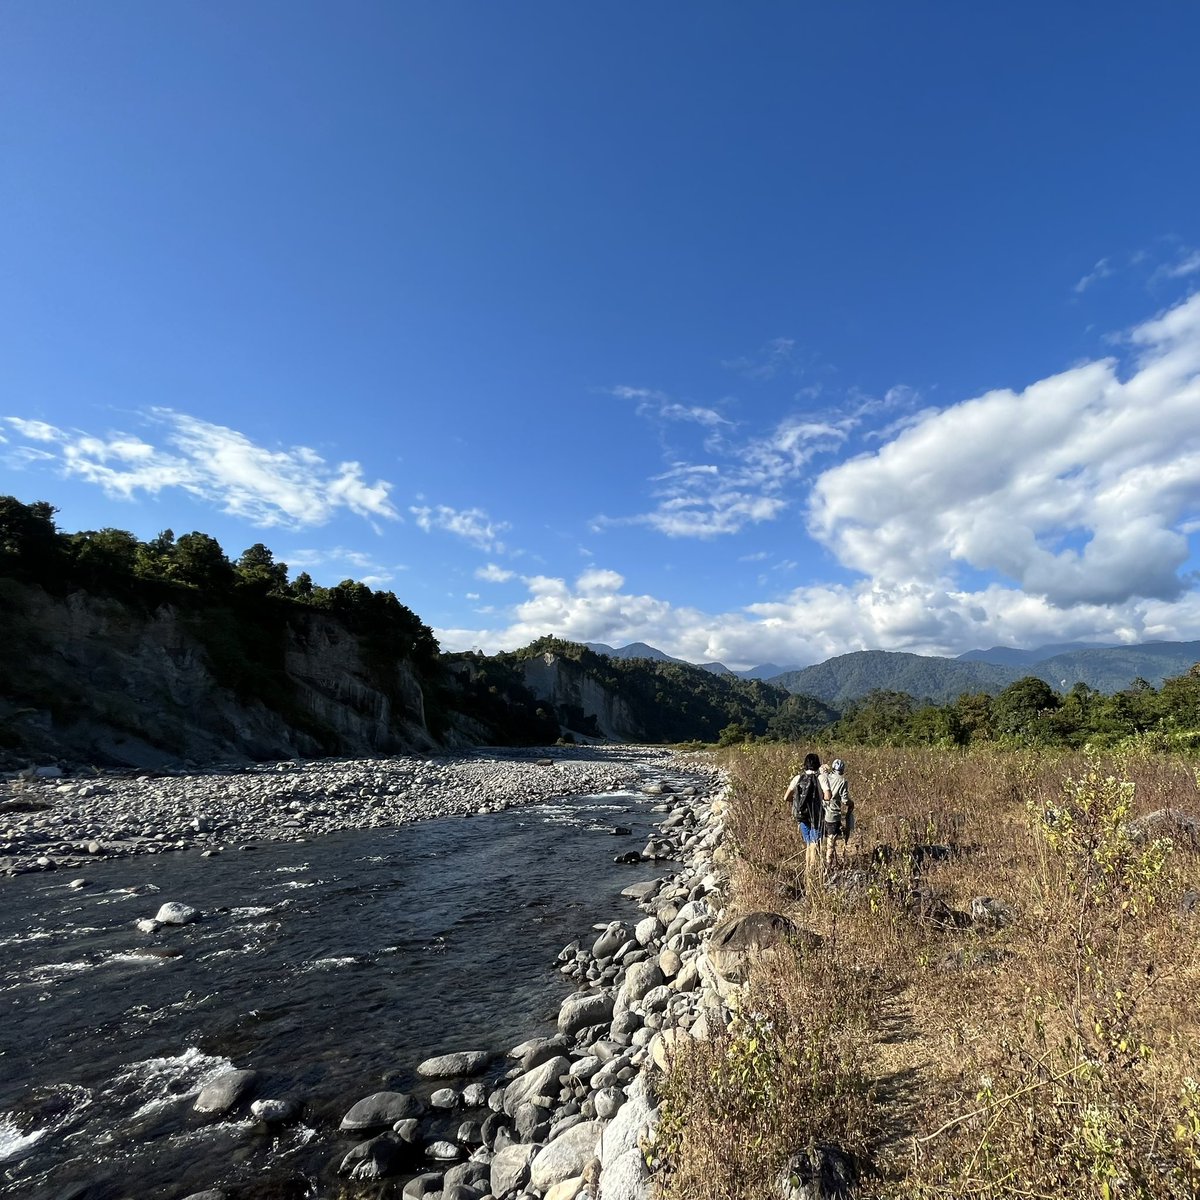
[0,745,681,876]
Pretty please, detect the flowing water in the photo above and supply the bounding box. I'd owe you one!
[0,773,697,1200]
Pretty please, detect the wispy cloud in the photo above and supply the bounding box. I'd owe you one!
[285,545,406,586]
[721,337,799,381]
[3,409,398,528]
[410,504,509,552]
[1159,248,1200,281]
[1074,257,1114,294]
[596,392,848,538]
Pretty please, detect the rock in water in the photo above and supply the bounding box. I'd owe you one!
[340,1091,424,1131]
[193,1069,259,1113]
[155,901,198,925]
[340,1132,408,1180]
[416,1049,493,1078]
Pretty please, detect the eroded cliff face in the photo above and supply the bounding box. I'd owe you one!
[520,651,639,741]
[0,581,436,768]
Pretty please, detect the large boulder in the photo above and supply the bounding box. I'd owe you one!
[193,1069,258,1114]
[600,1075,655,1169]
[529,1121,603,1192]
[490,1142,538,1196]
[339,1132,409,1180]
[340,1091,424,1131]
[615,960,664,1013]
[1128,808,1200,845]
[417,1050,492,1079]
[558,990,615,1038]
[598,1146,652,1200]
[706,911,813,985]
[502,1055,570,1117]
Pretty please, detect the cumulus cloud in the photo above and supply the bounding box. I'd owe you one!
[445,296,1200,664]
[410,504,509,552]
[475,562,515,583]
[435,563,1198,670]
[3,409,398,528]
[809,292,1200,609]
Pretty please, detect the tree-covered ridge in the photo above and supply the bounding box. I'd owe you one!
[770,644,1200,707]
[828,671,1200,751]
[0,495,439,670]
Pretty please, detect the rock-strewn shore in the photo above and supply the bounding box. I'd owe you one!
[0,746,666,877]
[251,758,733,1200]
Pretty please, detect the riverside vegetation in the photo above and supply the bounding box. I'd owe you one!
[655,743,1200,1200]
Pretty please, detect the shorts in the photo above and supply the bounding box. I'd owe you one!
[799,822,822,845]
[823,819,842,838]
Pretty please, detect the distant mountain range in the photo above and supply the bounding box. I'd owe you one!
[585,640,1200,708]
[583,642,799,681]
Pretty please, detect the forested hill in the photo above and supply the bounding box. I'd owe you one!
[770,644,1200,707]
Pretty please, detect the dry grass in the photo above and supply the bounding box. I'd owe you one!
[657,744,1200,1200]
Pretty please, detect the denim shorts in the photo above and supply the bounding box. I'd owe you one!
[799,822,822,845]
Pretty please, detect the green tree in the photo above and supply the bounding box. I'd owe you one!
[134,528,176,580]
[174,532,234,590]
[236,543,289,595]
[0,496,64,573]
[993,676,1061,744]
[68,527,140,581]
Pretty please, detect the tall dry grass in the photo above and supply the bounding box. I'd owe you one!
[657,744,1200,1200]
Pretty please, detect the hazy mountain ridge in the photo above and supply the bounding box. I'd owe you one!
[769,643,1200,706]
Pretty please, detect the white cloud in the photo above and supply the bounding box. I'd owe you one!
[475,562,515,583]
[596,408,847,539]
[3,409,398,528]
[1074,257,1113,293]
[721,337,800,381]
[286,545,406,584]
[411,504,509,552]
[809,292,1200,609]
[435,564,1199,672]
[445,296,1200,666]
[1159,249,1200,281]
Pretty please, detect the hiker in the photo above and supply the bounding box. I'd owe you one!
[822,758,854,870]
[784,752,824,884]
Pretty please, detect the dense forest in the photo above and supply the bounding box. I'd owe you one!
[3,496,1199,756]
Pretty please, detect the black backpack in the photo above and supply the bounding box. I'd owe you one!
[792,772,820,826]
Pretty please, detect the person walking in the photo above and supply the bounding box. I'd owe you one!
[822,758,854,870]
[784,752,824,888]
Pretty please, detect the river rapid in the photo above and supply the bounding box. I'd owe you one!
[0,754,708,1200]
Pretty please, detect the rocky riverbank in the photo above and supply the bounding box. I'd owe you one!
[0,746,666,877]
[163,756,735,1200]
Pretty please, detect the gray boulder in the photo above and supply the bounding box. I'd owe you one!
[403,1173,443,1199]
[503,1055,570,1117]
[707,911,811,985]
[558,991,615,1038]
[490,1141,538,1196]
[417,1050,493,1078]
[529,1121,603,1192]
[340,1090,424,1131]
[339,1132,409,1180]
[600,1075,654,1169]
[598,1146,651,1200]
[250,1097,299,1124]
[193,1069,258,1114]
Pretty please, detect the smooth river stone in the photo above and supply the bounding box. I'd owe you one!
[341,1090,424,1131]
[416,1049,492,1078]
[193,1069,259,1113]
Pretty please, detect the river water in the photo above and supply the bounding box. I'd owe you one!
[0,772,697,1200]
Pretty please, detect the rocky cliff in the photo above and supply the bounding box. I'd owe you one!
[0,579,437,769]
[520,650,640,741]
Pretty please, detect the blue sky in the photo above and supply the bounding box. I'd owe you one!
[3,3,1199,669]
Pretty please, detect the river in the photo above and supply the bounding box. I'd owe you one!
[0,767,701,1200]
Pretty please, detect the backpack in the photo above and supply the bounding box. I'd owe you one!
[791,772,820,827]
